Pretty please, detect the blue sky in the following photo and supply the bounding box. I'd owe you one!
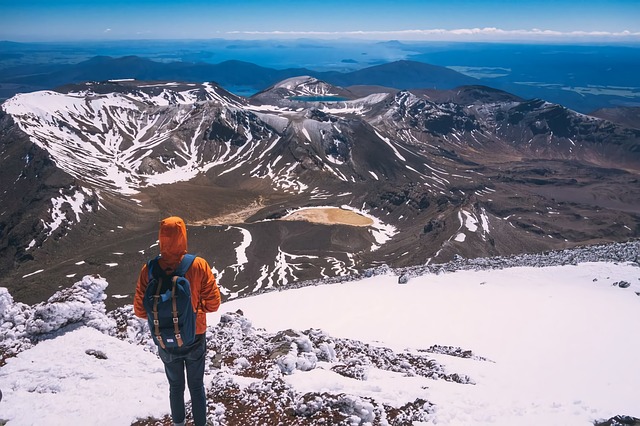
[1,0,639,42]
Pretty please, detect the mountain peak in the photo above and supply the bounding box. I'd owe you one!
[273,76,320,90]
[251,76,353,104]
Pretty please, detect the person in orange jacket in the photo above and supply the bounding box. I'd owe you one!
[134,216,221,426]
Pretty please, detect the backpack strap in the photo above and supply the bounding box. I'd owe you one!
[147,256,161,281]
[147,254,195,279]
[152,273,166,350]
[171,276,184,347]
[146,255,167,349]
[174,254,196,277]
[171,254,195,347]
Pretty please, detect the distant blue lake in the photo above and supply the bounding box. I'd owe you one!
[225,86,259,97]
[289,96,349,102]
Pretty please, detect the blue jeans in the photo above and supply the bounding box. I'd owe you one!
[158,334,207,426]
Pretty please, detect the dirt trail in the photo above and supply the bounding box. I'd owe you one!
[192,198,266,226]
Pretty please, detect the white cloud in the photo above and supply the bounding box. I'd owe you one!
[226,27,640,41]
[104,28,111,33]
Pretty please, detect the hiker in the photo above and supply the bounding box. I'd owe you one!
[134,216,221,426]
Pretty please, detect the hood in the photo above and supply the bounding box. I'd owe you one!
[158,216,187,268]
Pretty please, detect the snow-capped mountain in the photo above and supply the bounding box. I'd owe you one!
[250,76,356,105]
[2,81,247,194]
[1,78,639,306]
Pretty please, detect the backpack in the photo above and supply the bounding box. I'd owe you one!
[142,254,197,350]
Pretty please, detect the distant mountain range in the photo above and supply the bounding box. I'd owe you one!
[2,39,640,112]
[1,76,639,306]
[3,54,639,113]
[0,56,477,99]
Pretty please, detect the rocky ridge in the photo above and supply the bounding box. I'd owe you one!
[1,77,639,306]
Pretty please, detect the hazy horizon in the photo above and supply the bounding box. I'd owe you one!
[2,0,639,43]
[3,37,640,46]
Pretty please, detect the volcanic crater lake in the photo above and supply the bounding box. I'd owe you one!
[282,207,373,227]
[289,96,349,102]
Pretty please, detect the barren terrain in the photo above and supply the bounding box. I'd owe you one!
[282,207,374,227]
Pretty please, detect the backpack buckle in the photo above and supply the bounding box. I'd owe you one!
[173,317,179,324]
[153,320,159,325]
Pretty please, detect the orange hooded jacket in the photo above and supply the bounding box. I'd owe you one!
[134,216,221,335]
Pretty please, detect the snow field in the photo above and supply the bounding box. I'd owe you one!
[208,262,640,425]
[0,327,169,426]
[0,261,637,425]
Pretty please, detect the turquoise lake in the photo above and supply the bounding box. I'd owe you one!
[289,96,349,102]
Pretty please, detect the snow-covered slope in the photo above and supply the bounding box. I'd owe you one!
[1,82,255,194]
[250,76,355,105]
[2,78,640,308]
[1,80,439,197]
[217,262,640,425]
[272,76,343,96]
[1,251,639,425]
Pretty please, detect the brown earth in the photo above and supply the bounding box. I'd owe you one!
[282,208,374,227]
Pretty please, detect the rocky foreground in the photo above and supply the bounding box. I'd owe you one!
[0,240,638,425]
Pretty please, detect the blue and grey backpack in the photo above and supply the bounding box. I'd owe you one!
[142,254,197,349]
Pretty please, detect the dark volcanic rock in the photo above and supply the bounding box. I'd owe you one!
[0,112,77,273]
[594,415,640,426]
[1,78,640,306]
[590,106,640,130]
